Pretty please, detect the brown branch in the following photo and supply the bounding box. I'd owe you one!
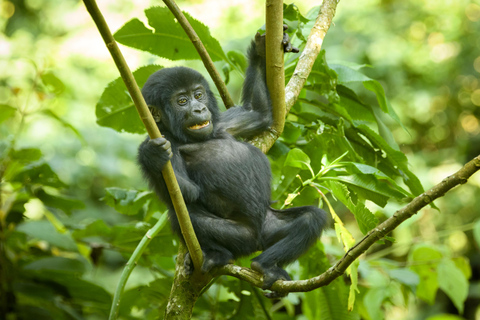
[285,0,339,112]
[162,0,234,109]
[217,155,480,295]
[251,0,340,151]
[82,0,203,272]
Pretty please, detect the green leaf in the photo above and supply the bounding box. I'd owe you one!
[10,148,42,164]
[24,257,86,274]
[284,148,311,171]
[227,50,247,73]
[426,314,466,320]
[16,220,78,252]
[387,268,419,287]
[35,188,85,214]
[96,64,162,134]
[408,245,443,304]
[364,288,387,320]
[0,104,16,123]
[114,6,226,62]
[358,124,425,196]
[473,220,480,247]
[301,243,358,320]
[102,187,152,216]
[12,163,66,188]
[438,259,468,314]
[72,219,112,240]
[326,181,378,235]
[40,71,65,95]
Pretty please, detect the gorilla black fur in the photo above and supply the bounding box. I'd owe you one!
[138,35,327,296]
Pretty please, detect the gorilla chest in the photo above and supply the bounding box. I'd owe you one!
[180,138,271,203]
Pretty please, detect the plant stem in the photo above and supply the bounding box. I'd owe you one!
[162,0,234,109]
[109,214,169,320]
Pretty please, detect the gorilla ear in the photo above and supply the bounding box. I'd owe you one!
[148,106,162,123]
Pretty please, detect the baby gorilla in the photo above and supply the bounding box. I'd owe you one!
[138,32,327,297]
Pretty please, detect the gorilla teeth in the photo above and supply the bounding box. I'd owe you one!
[189,121,210,130]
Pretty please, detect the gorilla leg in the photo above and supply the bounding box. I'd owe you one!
[171,204,260,274]
[252,206,327,289]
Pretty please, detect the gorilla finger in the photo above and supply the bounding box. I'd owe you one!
[283,24,288,31]
[162,140,171,151]
[291,46,300,53]
[149,137,168,146]
[285,42,293,52]
[282,33,289,45]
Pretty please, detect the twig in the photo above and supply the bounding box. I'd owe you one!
[285,0,339,112]
[162,0,234,108]
[109,214,169,320]
[82,0,203,308]
[251,0,340,152]
[218,155,480,295]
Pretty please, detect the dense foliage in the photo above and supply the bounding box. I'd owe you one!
[1,1,479,319]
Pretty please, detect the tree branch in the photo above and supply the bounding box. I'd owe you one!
[82,0,203,275]
[162,0,235,109]
[265,0,286,136]
[217,155,480,295]
[285,0,339,112]
[251,0,340,151]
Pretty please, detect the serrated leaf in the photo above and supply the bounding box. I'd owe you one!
[285,148,311,171]
[17,220,78,251]
[438,260,468,314]
[358,124,425,196]
[114,6,226,62]
[327,181,378,234]
[0,104,16,123]
[96,64,163,134]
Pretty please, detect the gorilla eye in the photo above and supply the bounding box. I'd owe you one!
[178,97,187,105]
[194,92,203,100]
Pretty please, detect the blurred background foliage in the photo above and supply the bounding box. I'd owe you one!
[0,0,480,319]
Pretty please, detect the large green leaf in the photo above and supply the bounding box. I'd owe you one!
[284,148,311,171]
[96,64,162,133]
[114,6,226,62]
[0,104,16,123]
[12,163,66,188]
[17,220,78,252]
[408,245,443,304]
[438,260,469,314]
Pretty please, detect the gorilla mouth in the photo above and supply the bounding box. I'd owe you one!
[188,121,210,130]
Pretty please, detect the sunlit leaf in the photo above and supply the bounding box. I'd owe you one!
[0,104,16,123]
[114,6,226,62]
[285,148,311,171]
[17,220,78,252]
[96,64,162,134]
